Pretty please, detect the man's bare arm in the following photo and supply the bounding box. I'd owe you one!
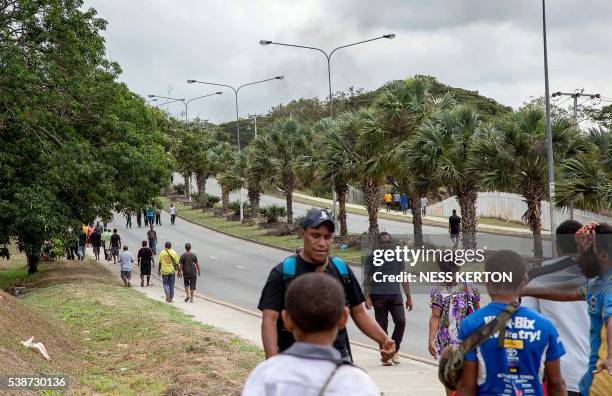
[544,359,567,396]
[261,309,280,359]
[456,360,478,396]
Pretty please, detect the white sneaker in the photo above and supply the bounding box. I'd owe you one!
[391,353,400,365]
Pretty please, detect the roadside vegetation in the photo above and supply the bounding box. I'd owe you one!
[0,253,262,395]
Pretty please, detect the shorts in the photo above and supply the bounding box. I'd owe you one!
[111,247,119,257]
[121,271,131,279]
[140,263,151,276]
[184,276,197,290]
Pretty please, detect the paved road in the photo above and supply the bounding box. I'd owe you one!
[198,177,551,256]
[110,210,442,359]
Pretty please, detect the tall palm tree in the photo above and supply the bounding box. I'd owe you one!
[297,118,354,236]
[473,107,583,257]
[215,143,239,211]
[410,106,482,248]
[253,119,311,224]
[556,127,611,211]
[375,77,452,243]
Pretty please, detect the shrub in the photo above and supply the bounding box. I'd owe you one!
[205,195,220,208]
[259,204,288,223]
[173,183,185,195]
[228,200,251,216]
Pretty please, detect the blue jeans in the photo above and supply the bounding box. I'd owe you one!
[162,274,175,301]
[149,240,157,255]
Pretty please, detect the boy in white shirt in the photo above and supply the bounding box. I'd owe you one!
[242,273,379,396]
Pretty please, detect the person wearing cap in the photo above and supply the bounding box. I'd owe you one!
[258,208,396,363]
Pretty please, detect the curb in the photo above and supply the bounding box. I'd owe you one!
[163,206,362,268]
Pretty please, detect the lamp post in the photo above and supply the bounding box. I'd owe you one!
[248,113,262,139]
[541,0,556,256]
[187,76,285,221]
[148,92,223,200]
[259,34,395,226]
[148,91,223,122]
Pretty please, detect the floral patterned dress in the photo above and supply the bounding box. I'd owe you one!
[430,283,480,356]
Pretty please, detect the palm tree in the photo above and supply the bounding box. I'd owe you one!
[556,127,611,211]
[473,107,583,257]
[375,77,452,243]
[215,143,239,211]
[253,119,311,224]
[410,106,482,248]
[298,118,354,236]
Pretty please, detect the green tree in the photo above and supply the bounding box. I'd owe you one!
[215,143,240,211]
[556,127,612,212]
[410,106,482,248]
[473,107,584,257]
[253,119,311,224]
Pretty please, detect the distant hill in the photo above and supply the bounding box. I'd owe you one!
[217,75,512,146]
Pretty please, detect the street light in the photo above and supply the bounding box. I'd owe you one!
[187,76,285,221]
[148,92,223,122]
[259,34,395,226]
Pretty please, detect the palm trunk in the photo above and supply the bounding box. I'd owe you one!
[362,180,381,236]
[457,182,478,249]
[283,173,295,225]
[27,250,40,274]
[523,185,544,257]
[248,187,260,219]
[337,184,348,236]
[221,184,230,211]
[195,172,207,211]
[184,172,191,200]
[411,192,423,247]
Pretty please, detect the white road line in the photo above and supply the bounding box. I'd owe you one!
[236,265,245,269]
[210,255,219,260]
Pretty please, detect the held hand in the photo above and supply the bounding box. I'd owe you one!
[198,271,201,277]
[428,339,437,359]
[593,357,612,375]
[379,337,396,360]
[405,297,413,312]
[365,298,373,310]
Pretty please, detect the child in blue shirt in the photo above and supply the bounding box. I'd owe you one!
[457,250,566,396]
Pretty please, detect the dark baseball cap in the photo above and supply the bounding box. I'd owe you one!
[300,209,335,232]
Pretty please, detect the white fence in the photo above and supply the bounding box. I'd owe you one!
[426,192,611,229]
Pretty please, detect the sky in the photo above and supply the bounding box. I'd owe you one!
[84,0,612,124]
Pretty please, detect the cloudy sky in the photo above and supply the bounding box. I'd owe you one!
[85,0,612,123]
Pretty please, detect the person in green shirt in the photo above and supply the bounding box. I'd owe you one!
[101,228,112,261]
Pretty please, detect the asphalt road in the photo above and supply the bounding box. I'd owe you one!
[110,209,441,359]
[199,177,551,256]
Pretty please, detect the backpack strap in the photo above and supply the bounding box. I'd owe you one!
[330,257,350,286]
[459,301,520,353]
[282,256,297,281]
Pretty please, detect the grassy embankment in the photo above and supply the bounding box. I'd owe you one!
[0,250,262,395]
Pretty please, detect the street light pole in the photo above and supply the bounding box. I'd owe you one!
[541,0,556,256]
[187,76,285,221]
[259,34,395,227]
[148,91,223,199]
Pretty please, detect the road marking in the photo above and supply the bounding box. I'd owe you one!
[210,255,219,260]
[236,265,245,269]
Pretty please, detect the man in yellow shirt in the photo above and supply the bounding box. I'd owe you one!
[158,241,181,303]
[384,193,392,213]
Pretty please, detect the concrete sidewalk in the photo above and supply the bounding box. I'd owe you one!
[97,256,444,395]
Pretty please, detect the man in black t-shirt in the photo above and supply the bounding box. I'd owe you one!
[90,229,102,260]
[258,208,395,362]
[179,243,200,303]
[137,240,154,287]
[110,229,121,264]
[449,209,461,249]
[364,232,413,366]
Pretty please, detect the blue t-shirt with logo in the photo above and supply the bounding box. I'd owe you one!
[578,269,612,396]
[458,303,565,396]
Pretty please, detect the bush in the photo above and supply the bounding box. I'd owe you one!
[228,200,251,216]
[259,204,288,223]
[173,183,185,195]
[41,238,63,260]
[205,195,220,208]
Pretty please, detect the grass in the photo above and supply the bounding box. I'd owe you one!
[1,253,263,395]
[161,197,364,263]
[0,243,38,289]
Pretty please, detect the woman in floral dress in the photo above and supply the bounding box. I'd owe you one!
[428,259,480,358]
